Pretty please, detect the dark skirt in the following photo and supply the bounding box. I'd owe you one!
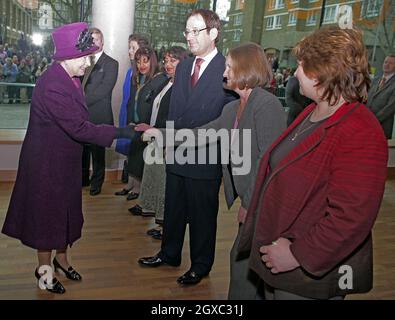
[127,133,147,180]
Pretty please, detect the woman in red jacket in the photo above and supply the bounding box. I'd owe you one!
[238,27,388,299]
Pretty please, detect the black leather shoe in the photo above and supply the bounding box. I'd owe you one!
[53,258,82,281]
[138,255,165,267]
[82,180,90,187]
[152,231,162,240]
[146,228,161,236]
[177,270,203,285]
[128,204,142,215]
[89,187,101,196]
[35,268,66,294]
[115,188,131,196]
[127,192,139,201]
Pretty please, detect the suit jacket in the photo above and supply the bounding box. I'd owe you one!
[167,52,236,179]
[238,101,388,299]
[366,74,395,139]
[2,62,115,250]
[84,52,119,125]
[285,76,312,126]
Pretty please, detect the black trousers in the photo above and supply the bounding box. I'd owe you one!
[82,144,106,189]
[159,172,221,275]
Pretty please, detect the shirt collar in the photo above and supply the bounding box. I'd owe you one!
[195,47,218,65]
[94,50,104,64]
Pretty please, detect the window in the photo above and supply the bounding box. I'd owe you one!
[323,6,337,24]
[306,11,318,26]
[363,0,381,17]
[276,0,285,9]
[266,15,282,30]
[234,14,243,26]
[288,12,297,26]
[235,0,245,10]
[233,30,241,41]
[269,0,285,10]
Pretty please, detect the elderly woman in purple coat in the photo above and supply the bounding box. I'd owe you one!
[1,22,133,294]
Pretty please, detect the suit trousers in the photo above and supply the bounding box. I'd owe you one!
[82,144,106,189]
[160,172,221,275]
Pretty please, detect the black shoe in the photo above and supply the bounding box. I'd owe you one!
[138,254,180,267]
[128,204,142,216]
[53,258,82,281]
[115,188,131,196]
[152,231,162,240]
[82,180,90,187]
[89,187,101,196]
[127,192,139,201]
[146,228,161,236]
[177,270,204,285]
[138,255,165,267]
[35,268,66,294]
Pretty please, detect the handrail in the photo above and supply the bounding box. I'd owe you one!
[0,82,36,88]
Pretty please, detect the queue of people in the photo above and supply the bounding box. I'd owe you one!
[0,9,391,300]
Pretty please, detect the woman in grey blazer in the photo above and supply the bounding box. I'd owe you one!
[137,43,287,299]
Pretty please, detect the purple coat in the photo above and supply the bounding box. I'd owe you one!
[2,62,116,250]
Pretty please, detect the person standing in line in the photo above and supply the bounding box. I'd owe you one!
[138,9,236,286]
[128,47,189,237]
[238,27,388,300]
[81,27,119,195]
[1,22,134,294]
[114,34,149,190]
[366,54,395,139]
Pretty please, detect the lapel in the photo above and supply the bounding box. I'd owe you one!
[373,74,395,97]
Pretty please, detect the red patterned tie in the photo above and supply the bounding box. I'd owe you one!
[379,77,386,90]
[191,58,204,88]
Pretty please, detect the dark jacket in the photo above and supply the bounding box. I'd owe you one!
[366,74,395,139]
[167,53,236,180]
[2,62,116,250]
[127,73,169,179]
[84,52,119,125]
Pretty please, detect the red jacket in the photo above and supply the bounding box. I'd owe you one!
[238,101,388,299]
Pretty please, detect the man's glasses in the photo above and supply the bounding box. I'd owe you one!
[183,27,208,38]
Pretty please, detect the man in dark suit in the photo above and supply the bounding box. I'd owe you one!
[82,28,119,195]
[366,54,395,139]
[138,9,235,285]
[285,76,312,126]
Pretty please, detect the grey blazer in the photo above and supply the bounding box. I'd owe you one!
[199,87,287,209]
[366,74,395,139]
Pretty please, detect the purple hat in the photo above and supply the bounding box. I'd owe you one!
[52,22,98,61]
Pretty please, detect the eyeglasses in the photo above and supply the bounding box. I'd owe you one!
[183,27,208,38]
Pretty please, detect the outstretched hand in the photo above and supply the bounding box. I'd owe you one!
[135,123,153,132]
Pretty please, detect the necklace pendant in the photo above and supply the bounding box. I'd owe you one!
[291,134,297,141]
